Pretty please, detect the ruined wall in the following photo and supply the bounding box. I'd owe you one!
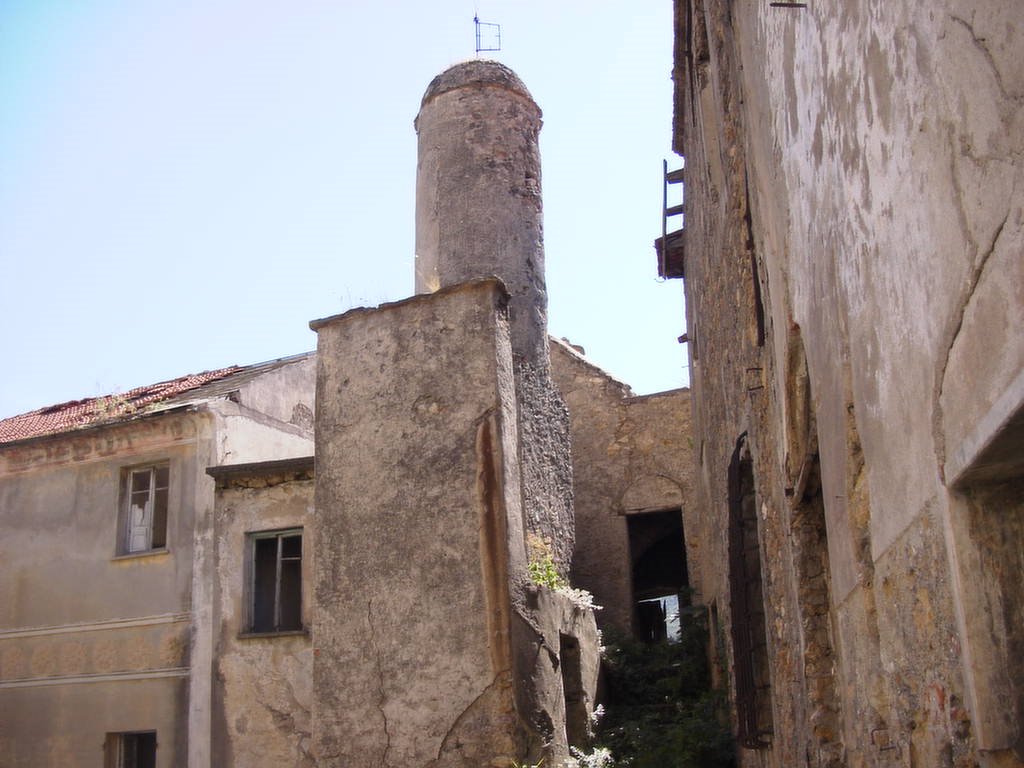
[311,281,598,767]
[674,0,1024,765]
[207,399,315,467]
[550,340,697,635]
[209,462,315,768]
[310,281,524,765]
[205,354,317,466]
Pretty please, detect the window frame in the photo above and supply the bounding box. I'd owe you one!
[727,433,773,749]
[117,462,171,557]
[104,730,157,768]
[244,528,304,636]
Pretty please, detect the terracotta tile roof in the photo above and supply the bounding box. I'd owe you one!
[0,366,244,445]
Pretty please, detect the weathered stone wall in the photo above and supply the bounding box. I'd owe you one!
[311,280,598,767]
[673,0,1024,765]
[209,462,315,767]
[311,280,521,765]
[550,340,697,634]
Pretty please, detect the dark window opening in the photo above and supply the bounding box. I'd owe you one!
[105,731,156,768]
[560,633,588,749]
[750,250,766,348]
[628,509,688,642]
[742,172,765,348]
[728,434,773,748]
[250,529,303,633]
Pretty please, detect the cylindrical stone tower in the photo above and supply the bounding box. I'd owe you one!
[415,60,547,364]
[415,60,574,570]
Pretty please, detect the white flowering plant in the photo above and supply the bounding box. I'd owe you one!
[565,746,618,768]
[555,584,602,611]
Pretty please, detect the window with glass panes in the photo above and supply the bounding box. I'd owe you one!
[249,529,303,633]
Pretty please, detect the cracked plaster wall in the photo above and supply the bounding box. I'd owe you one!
[211,471,315,768]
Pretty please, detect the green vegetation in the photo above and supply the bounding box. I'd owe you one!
[526,533,566,589]
[523,534,730,766]
[593,615,734,768]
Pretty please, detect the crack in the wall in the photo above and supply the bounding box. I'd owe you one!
[427,674,504,766]
[281,669,314,763]
[262,701,313,766]
[948,15,1017,102]
[931,202,1010,477]
[366,599,393,768]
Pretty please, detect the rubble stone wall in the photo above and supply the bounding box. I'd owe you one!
[551,340,697,634]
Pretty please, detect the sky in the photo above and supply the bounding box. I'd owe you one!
[0,1,688,420]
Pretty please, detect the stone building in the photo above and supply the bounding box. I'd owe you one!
[0,61,697,767]
[664,0,1023,766]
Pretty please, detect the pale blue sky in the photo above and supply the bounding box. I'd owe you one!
[0,2,687,419]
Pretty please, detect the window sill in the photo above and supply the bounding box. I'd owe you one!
[111,548,171,562]
[237,628,309,640]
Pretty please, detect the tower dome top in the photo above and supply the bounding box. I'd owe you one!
[420,60,535,108]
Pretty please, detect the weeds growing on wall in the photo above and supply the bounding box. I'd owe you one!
[593,614,735,767]
[527,533,566,589]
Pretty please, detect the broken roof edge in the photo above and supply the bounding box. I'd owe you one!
[549,337,690,401]
[0,401,205,451]
[549,337,635,397]
[625,386,691,404]
[0,350,315,446]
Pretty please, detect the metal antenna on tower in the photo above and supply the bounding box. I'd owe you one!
[474,15,501,55]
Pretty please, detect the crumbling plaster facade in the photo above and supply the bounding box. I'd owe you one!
[671,0,1023,766]
[208,458,316,768]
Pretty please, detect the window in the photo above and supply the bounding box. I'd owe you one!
[248,529,303,633]
[121,464,169,554]
[727,434,773,748]
[559,633,588,749]
[105,731,156,768]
